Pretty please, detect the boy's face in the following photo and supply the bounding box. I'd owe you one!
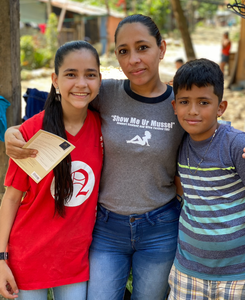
[172,84,227,141]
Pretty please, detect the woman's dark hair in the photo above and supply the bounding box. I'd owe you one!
[173,58,224,103]
[43,40,100,217]
[114,14,162,47]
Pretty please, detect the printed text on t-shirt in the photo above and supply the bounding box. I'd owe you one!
[111,115,175,131]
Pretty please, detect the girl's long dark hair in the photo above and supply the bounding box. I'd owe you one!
[43,85,70,217]
[43,41,100,217]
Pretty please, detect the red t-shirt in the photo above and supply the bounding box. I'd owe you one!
[5,110,103,290]
[222,42,231,56]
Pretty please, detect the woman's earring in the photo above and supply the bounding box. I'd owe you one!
[56,87,60,94]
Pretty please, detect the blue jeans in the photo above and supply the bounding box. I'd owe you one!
[87,197,181,300]
[17,282,87,300]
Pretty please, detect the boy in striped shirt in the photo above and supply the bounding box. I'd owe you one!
[169,58,245,299]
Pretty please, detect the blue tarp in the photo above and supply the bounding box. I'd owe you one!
[0,96,11,142]
[23,88,48,121]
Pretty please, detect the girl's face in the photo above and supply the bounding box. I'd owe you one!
[115,22,166,90]
[52,49,101,112]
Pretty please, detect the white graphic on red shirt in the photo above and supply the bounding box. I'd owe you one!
[50,161,95,207]
[126,131,152,146]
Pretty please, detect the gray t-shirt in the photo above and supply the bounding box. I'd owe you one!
[91,79,184,215]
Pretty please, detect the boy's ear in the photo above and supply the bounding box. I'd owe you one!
[217,100,228,117]
[171,100,177,115]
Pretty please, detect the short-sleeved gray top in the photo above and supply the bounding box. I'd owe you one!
[91,79,184,215]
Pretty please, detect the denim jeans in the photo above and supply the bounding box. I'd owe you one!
[17,282,87,300]
[87,197,181,300]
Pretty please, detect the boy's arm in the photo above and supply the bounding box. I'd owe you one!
[0,186,23,299]
[5,126,38,159]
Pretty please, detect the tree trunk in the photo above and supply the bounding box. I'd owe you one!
[170,0,196,61]
[105,0,110,57]
[0,0,21,193]
[233,1,245,82]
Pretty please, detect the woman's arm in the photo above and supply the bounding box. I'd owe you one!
[243,148,245,159]
[0,186,23,299]
[5,126,38,159]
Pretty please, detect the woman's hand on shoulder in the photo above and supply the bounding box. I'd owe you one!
[243,148,245,159]
[0,261,19,299]
[5,125,38,159]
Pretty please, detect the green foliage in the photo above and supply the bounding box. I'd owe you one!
[35,48,53,68]
[20,13,58,70]
[74,0,171,31]
[20,35,35,69]
[130,0,171,30]
[45,13,59,60]
[182,0,218,21]
[48,288,53,300]
[196,2,218,19]
[20,35,53,70]
[196,20,204,27]
[126,270,133,293]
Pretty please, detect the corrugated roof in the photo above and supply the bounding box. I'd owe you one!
[39,0,124,18]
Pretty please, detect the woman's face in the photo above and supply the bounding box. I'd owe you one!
[115,22,166,90]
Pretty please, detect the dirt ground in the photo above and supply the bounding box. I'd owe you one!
[21,25,245,131]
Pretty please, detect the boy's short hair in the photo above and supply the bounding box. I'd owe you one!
[175,58,184,64]
[173,58,224,103]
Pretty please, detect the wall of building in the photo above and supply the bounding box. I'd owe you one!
[108,15,123,45]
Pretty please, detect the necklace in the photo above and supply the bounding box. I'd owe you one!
[187,129,218,175]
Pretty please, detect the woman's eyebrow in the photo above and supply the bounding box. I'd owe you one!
[116,40,149,49]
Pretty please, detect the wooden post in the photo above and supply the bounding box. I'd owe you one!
[235,13,245,82]
[0,0,21,194]
[228,0,245,86]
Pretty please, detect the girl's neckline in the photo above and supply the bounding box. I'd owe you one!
[124,80,172,104]
[65,109,91,142]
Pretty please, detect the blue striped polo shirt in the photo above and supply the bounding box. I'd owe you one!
[174,124,245,280]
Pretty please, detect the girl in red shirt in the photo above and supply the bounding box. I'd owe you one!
[0,41,103,300]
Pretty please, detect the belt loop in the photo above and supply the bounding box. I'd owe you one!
[146,212,155,226]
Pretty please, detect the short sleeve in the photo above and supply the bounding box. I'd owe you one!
[4,112,44,191]
[230,132,245,185]
[4,158,30,192]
